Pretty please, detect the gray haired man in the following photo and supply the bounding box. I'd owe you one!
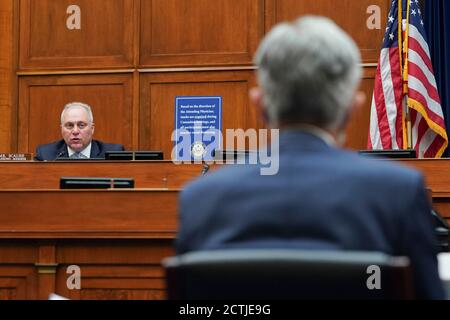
[177,16,445,299]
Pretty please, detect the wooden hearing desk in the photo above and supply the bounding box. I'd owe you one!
[0,158,448,191]
[395,159,450,223]
[0,160,201,299]
[0,159,448,222]
[0,160,208,189]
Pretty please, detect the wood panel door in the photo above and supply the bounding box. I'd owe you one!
[140,70,259,159]
[139,0,264,67]
[55,241,174,300]
[0,243,38,300]
[19,0,135,70]
[345,67,376,150]
[266,0,390,63]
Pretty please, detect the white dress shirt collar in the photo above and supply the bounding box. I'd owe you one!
[67,142,92,158]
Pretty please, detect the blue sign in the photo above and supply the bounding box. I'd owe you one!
[174,96,222,161]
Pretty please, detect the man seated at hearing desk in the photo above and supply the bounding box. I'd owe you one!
[34,102,124,161]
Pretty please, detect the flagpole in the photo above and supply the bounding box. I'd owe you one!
[404,96,412,149]
[402,0,412,149]
[398,0,408,149]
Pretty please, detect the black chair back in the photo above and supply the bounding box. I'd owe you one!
[163,249,413,300]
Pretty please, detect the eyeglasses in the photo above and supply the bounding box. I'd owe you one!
[62,121,90,130]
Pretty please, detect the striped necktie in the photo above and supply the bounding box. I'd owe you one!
[70,152,84,159]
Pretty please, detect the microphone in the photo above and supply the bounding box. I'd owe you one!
[201,163,210,176]
[54,151,65,161]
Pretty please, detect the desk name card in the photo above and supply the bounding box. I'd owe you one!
[0,153,32,161]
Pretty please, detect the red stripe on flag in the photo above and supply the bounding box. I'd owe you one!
[424,135,445,158]
[410,109,417,126]
[389,48,404,149]
[414,117,429,151]
[408,61,441,103]
[373,64,393,149]
[408,88,446,126]
[408,37,434,72]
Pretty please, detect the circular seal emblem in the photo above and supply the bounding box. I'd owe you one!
[191,141,206,159]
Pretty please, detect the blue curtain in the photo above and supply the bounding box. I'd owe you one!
[424,0,450,156]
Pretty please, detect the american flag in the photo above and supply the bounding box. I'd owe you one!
[368,0,448,157]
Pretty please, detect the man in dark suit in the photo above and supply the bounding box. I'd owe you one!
[177,16,445,299]
[34,102,124,161]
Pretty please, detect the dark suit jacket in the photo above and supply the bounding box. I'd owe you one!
[177,130,445,299]
[34,139,124,161]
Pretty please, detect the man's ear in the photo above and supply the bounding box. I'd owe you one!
[341,90,366,129]
[351,91,366,114]
[249,87,269,126]
[91,122,95,135]
[335,90,366,144]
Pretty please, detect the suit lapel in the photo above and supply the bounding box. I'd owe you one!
[90,140,101,158]
[58,143,69,158]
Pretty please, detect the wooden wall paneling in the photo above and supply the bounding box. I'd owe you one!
[36,244,57,300]
[265,0,390,63]
[133,70,140,151]
[344,67,376,150]
[139,0,264,67]
[0,189,178,300]
[57,264,166,300]
[19,0,134,70]
[0,0,14,152]
[18,74,134,153]
[0,241,38,300]
[139,70,258,159]
[56,241,175,265]
[0,266,37,299]
[132,1,141,150]
[55,240,174,300]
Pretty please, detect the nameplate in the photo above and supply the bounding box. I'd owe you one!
[0,153,33,161]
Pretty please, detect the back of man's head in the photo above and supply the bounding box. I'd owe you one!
[61,102,94,124]
[254,16,362,131]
